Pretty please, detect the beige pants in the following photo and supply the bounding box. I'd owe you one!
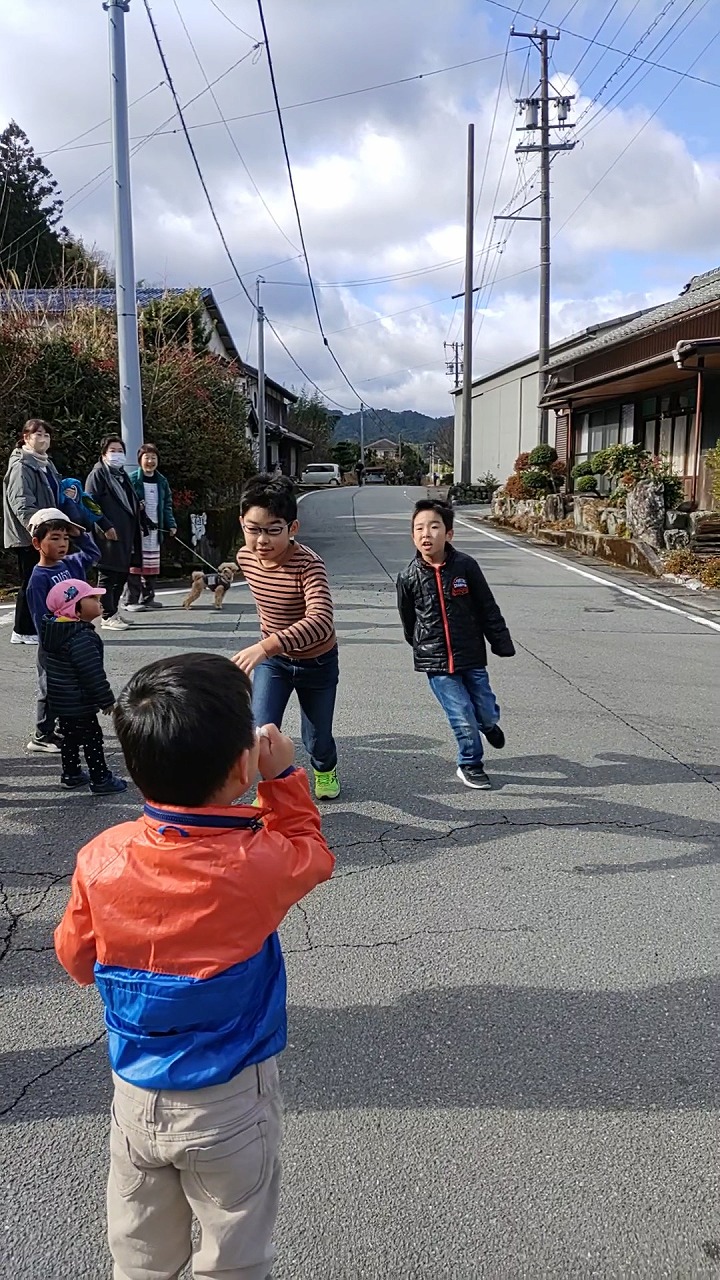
[108,1058,283,1280]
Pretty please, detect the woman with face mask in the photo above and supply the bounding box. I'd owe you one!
[85,435,144,631]
[3,419,105,647]
[125,443,177,611]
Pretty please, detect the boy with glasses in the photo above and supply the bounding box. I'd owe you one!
[232,475,341,799]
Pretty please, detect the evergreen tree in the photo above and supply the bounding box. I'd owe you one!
[288,389,337,461]
[0,121,67,286]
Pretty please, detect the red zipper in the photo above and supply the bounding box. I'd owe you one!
[434,565,454,674]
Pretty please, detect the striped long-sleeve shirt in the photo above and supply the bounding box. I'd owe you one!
[237,540,336,659]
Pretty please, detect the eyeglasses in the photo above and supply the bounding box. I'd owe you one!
[242,521,287,537]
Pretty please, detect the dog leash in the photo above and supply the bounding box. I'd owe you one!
[172,534,230,577]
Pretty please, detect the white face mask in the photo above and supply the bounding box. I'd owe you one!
[24,433,50,456]
[105,451,126,470]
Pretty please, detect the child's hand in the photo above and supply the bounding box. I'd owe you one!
[101,705,115,716]
[231,643,267,675]
[257,725,295,780]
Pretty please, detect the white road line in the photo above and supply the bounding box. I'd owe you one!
[454,517,720,636]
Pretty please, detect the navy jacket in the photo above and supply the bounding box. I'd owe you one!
[397,544,515,674]
[40,615,115,718]
[26,533,101,637]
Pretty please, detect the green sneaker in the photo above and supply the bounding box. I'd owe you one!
[313,767,340,800]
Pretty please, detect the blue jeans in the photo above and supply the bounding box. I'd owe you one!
[428,667,500,768]
[252,646,339,773]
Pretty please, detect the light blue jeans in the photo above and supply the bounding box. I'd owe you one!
[428,667,500,767]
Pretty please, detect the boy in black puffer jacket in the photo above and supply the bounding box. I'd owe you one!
[397,500,515,791]
[40,579,127,794]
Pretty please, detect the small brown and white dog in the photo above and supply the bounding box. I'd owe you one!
[182,563,240,611]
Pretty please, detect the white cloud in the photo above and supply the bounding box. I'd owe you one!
[1,0,719,416]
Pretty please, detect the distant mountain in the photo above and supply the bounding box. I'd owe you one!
[333,408,453,445]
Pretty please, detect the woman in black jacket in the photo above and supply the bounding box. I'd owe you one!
[85,435,144,632]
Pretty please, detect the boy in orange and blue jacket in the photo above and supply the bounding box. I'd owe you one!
[54,651,334,1280]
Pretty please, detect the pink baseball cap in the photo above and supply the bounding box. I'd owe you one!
[46,579,104,619]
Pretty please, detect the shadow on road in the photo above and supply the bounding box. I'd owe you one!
[2,975,717,1122]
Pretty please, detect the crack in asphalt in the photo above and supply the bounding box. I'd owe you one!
[0,1033,106,1120]
[0,874,70,965]
[514,639,720,794]
[285,922,530,958]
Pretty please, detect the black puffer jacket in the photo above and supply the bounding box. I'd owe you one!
[396,544,515,674]
[40,615,115,718]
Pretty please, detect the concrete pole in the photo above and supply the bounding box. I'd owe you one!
[538,30,551,446]
[461,123,474,485]
[256,277,266,472]
[106,0,143,462]
[359,402,365,464]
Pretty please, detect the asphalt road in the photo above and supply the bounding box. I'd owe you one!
[1,484,719,1279]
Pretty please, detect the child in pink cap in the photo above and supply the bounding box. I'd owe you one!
[41,579,127,793]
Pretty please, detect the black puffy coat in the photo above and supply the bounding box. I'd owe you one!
[396,544,515,674]
[40,615,115,717]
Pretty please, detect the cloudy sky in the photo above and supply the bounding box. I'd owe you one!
[2,0,720,416]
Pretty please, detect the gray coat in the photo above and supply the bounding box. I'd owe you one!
[3,448,62,549]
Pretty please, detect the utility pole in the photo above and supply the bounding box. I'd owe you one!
[461,123,474,485]
[504,27,575,444]
[105,0,143,462]
[256,277,266,472]
[444,341,463,389]
[359,402,365,464]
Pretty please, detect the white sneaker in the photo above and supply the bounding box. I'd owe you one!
[102,616,130,632]
[11,631,39,645]
[124,604,147,613]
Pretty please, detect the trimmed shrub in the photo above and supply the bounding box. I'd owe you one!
[523,468,555,495]
[528,443,558,468]
[575,475,599,494]
[514,452,531,472]
[571,458,596,479]
[503,473,531,500]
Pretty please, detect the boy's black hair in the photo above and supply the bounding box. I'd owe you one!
[33,518,73,544]
[100,433,124,456]
[241,473,297,524]
[412,499,454,532]
[114,653,255,806]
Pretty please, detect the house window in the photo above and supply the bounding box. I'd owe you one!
[642,389,695,477]
[572,403,635,477]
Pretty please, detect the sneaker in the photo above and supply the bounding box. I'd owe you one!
[90,773,128,795]
[142,600,163,610]
[313,767,341,800]
[456,765,491,790]
[483,724,506,750]
[61,771,90,789]
[124,604,148,613]
[27,733,62,754]
[102,616,130,632]
[11,631,39,645]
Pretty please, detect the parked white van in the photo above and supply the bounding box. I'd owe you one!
[300,462,342,486]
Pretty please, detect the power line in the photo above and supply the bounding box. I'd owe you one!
[46,51,523,156]
[262,242,507,290]
[574,0,698,138]
[480,0,720,89]
[170,0,298,252]
[556,16,719,237]
[3,44,261,265]
[42,81,166,158]
[255,0,384,426]
[208,0,260,43]
[141,0,356,413]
